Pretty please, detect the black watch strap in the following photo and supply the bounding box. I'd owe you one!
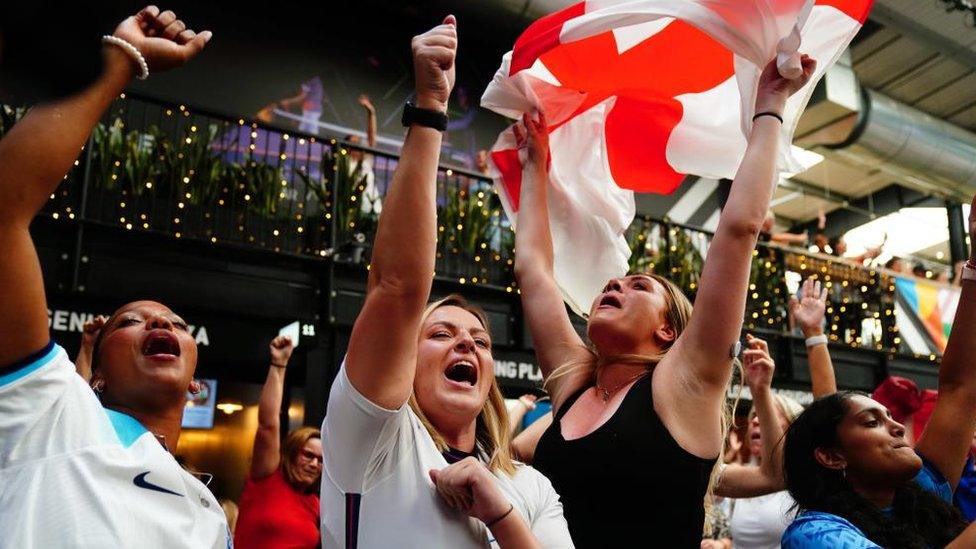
[402,101,448,131]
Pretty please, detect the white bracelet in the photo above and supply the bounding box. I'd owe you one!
[102,35,149,80]
[805,334,828,348]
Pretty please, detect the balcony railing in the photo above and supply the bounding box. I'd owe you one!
[4,94,953,362]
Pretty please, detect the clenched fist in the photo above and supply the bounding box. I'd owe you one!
[111,5,212,75]
[411,15,457,113]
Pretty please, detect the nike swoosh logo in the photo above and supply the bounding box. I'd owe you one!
[133,471,183,497]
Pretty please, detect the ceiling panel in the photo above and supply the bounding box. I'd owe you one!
[881,57,971,105]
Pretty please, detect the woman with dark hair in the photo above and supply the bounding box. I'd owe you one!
[512,54,816,547]
[320,16,570,548]
[781,196,976,548]
[235,336,322,549]
[0,7,224,548]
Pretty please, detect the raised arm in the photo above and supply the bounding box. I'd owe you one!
[916,196,976,489]
[250,336,294,479]
[512,411,553,464]
[715,335,786,498]
[74,315,107,382]
[511,113,590,407]
[359,94,377,148]
[667,56,816,389]
[507,394,537,436]
[789,277,836,397]
[344,17,457,409]
[0,6,210,367]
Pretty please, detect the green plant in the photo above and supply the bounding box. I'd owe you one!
[441,184,494,258]
[299,148,375,243]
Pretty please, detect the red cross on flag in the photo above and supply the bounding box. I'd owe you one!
[482,0,873,315]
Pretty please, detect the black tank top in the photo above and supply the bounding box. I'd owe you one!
[533,374,716,548]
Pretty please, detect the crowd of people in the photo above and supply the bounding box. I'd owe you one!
[3,6,976,549]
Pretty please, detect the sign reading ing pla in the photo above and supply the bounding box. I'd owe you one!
[494,360,543,382]
[48,309,210,345]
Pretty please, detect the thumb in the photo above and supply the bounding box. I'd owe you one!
[443,14,457,27]
[182,30,212,58]
[428,469,440,485]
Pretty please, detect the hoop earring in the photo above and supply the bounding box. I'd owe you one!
[841,468,847,479]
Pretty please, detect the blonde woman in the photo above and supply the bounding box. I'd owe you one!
[512,55,816,547]
[320,16,571,549]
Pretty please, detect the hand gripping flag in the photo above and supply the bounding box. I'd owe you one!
[482,0,873,315]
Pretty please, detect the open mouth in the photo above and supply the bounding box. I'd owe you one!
[598,294,622,309]
[142,330,181,358]
[444,360,478,387]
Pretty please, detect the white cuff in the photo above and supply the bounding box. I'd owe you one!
[805,334,828,348]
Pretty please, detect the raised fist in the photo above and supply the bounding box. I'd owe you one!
[411,16,457,113]
[111,6,212,74]
[270,335,294,367]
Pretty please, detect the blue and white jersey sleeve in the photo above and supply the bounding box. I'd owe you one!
[0,343,115,468]
[321,361,412,493]
[781,512,881,549]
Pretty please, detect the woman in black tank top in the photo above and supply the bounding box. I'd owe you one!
[509,57,818,547]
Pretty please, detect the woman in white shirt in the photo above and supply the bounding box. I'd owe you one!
[320,15,571,549]
[0,7,226,548]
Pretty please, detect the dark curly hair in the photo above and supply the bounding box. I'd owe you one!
[784,391,967,549]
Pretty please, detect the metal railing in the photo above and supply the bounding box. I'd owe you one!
[8,94,948,359]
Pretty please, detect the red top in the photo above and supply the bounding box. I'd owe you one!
[234,469,320,549]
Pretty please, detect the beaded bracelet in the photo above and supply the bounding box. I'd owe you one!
[102,35,149,80]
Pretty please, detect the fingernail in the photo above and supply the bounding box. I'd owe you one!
[202,30,213,42]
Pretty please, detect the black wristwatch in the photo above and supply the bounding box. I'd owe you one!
[402,101,448,131]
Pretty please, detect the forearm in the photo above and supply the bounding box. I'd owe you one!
[938,281,976,392]
[513,160,554,276]
[804,334,837,397]
[489,511,541,549]
[258,366,286,430]
[721,115,783,238]
[0,46,134,225]
[366,125,441,298]
[752,384,785,480]
[365,110,377,148]
[75,349,94,383]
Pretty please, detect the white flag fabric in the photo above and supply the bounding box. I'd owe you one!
[482,0,874,315]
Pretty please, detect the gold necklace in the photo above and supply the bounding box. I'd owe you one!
[595,370,649,402]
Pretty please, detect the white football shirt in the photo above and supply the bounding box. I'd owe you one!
[321,365,573,548]
[0,343,231,548]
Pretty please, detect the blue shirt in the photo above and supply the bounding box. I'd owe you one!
[954,454,976,521]
[781,455,952,548]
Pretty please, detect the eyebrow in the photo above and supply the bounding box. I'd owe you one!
[429,321,490,338]
[625,275,655,284]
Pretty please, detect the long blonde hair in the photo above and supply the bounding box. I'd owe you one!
[542,273,742,535]
[408,294,516,476]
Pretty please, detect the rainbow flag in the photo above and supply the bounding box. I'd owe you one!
[894,277,959,354]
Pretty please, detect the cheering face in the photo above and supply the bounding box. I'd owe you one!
[93,301,198,409]
[414,306,494,424]
[291,438,323,488]
[824,395,921,486]
[587,275,673,354]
